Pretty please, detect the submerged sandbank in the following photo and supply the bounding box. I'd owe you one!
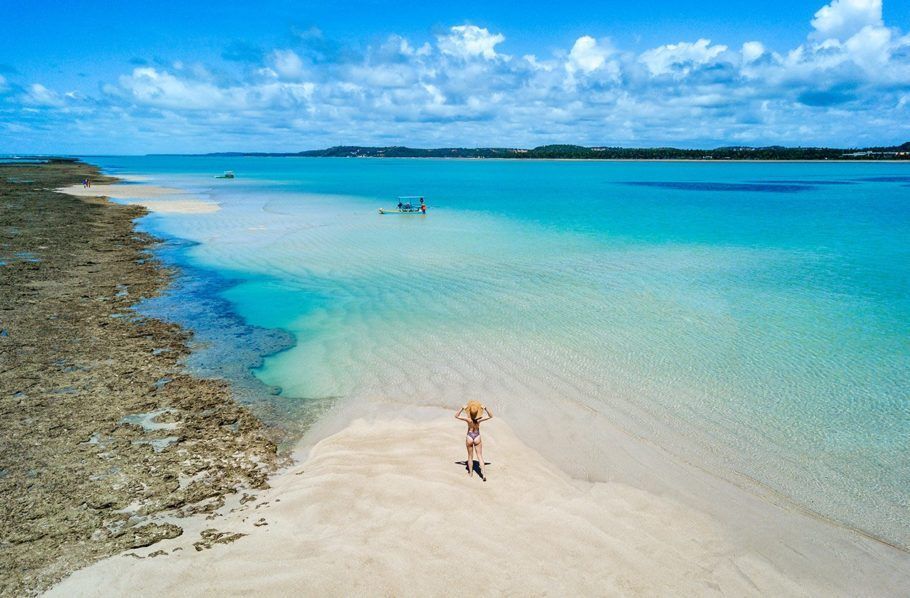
[49,407,910,596]
[56,183,219,214]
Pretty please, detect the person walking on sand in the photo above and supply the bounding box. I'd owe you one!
[455,401,492,481]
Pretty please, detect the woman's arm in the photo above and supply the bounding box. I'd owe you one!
[454,405,470,422]
[479,405,493,421]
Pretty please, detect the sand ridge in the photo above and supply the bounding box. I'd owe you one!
[56,183,220,214]
[48,410,910,597]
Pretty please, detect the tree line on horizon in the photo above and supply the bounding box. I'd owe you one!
[205,142,910,160]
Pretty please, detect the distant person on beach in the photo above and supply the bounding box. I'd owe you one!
[420,197,426,213]
[82,178,87,188]
[455,401,492,481]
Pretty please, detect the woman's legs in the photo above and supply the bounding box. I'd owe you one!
[465,439,474,477]
[475,439,485,480]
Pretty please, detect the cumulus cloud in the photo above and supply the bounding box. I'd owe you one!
[843,24,893,68]
[271,49,307,80]
[566,36,615,74]
[741,41,766,63]
[811,0,882,41]
[113,67,315,111]
[437,25,505,60]
[640,39,728,77]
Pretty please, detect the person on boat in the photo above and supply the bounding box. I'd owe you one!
[455,401,492,481]
[397,200,403,210]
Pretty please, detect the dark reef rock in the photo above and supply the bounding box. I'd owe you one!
[0,160,278,596]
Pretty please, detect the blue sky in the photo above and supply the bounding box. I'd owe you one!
[2,0,909,153]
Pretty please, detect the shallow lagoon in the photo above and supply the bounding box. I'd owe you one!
[89,155,910,548]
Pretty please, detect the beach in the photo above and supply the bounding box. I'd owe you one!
[49,406,910,596]
[3,158,909,596]
[7,0,910,593]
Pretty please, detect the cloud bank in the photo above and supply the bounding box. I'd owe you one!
[2,0,909,152]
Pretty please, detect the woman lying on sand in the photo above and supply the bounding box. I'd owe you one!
[455,401,493,481]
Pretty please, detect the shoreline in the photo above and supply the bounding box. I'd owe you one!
[14,160,910,595]
[0,160,277,596]
[71,154,910,163]
[49,405,910,596]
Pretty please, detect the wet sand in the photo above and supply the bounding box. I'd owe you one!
[0,160,274,596]
[56,183,220,213]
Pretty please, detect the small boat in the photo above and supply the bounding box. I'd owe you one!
[379,196,427,215]
[215,171,235,179]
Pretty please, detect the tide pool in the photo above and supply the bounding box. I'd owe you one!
[88,155,910,548]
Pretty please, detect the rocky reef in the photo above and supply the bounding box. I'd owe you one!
[0,160,278,596]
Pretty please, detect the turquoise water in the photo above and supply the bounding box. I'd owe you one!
[87,156,910,547]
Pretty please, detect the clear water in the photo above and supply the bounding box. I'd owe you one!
[86,155,910,548]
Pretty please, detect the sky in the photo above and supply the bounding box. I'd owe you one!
[1,0,909,153]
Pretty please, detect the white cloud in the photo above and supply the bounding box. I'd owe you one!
[422,83,446,105]
[437,25,505,60]
[23,83,64,107]
[117,68,234,110]
[390,35,431,58]
[271,49,307,80]
[523,54,554,71]
[640,39,728,77]
[844,24,892,68]
[811,0,882,41]
[115,67,315,111]
[566,36,613,74]
[742,41,766,63]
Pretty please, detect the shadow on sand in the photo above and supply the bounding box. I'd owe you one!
[455,460,490,481]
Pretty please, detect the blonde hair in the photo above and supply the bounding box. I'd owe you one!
[466,400,484,422]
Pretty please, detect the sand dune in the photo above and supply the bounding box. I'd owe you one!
[46,410,910,596]
[57,184,219,214]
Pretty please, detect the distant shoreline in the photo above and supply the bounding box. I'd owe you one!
[8,152,910,163]
[192,142,910,161]
[66,155,910,163]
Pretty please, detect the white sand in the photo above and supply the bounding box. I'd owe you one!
[48,408,910,597]
[57,184,219,214]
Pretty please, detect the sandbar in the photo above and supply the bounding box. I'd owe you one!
[56,183,219,214]
[48,408,910,596]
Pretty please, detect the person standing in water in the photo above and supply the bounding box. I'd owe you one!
[419,197,426,214]
[455,401,492,481]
